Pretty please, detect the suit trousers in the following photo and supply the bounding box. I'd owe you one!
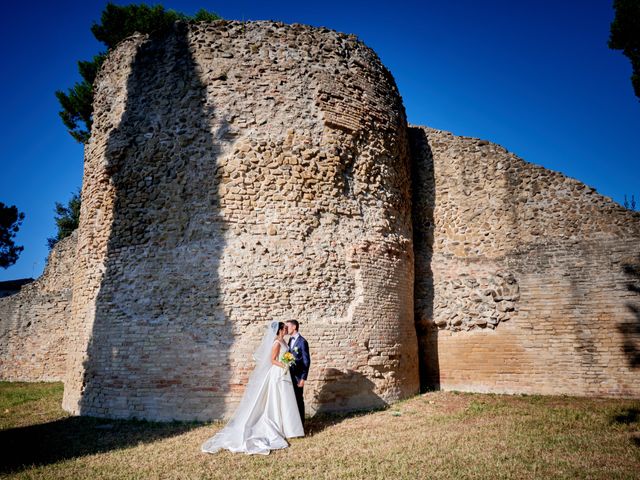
[291,378,305,423]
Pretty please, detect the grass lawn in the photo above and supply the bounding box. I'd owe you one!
[0,382,638,479]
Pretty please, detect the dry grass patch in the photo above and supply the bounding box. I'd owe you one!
[0,382,638,479]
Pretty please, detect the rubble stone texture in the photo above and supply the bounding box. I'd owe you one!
[411,126,640,396]
[61,21,418,420]
[1,21,638,421]
[0,232,76,380]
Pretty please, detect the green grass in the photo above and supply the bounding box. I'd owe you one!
[0,382,638,479]
[0,382,65,430]
[0,381,63,410]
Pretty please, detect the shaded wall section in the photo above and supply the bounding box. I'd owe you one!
[0,232,77,381]
[62,25,232,421]
[411,126,640,397]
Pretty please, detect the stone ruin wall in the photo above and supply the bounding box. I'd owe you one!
[411,126,640,397]
[62,21,418,421]
[0,232,77,381]
[1,21,638,420]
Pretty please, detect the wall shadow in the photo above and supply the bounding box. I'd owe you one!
[78,22,231,421]
[609,406,640,448]
[0,416,198,474]
[620,255,640,368]
[308,368,387,435]
[611,407,639,425]
[408,127,438,391]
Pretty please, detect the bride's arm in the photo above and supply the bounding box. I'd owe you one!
[271,341,284,367]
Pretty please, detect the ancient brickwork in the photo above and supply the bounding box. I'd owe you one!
[411,126,640,396]
[2,21,638,418]
[62,21,418,421]
[0,232,77,381]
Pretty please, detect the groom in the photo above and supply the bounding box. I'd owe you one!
[286,320,310,423]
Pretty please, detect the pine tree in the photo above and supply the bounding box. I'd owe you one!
[47,190,81,250]
[56,3,220,143]
[609,0,640,101]
[0,202,25,269]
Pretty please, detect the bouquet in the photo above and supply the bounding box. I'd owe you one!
[280,351,295,370]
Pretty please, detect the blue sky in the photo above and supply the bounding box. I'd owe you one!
[1,0,638,281]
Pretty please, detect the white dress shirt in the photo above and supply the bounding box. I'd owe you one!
[289,333,300,350]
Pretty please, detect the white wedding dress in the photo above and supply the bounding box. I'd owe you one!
[201,323,304,455]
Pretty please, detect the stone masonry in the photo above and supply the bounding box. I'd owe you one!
[61,20,418,420]
[0,232,76,381]
[0,20,638,421]
[411,126,640,396]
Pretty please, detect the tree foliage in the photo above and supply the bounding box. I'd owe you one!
[47,190,82,250]
[609,0,640,100]
[56,3,220,143]
[54,55,105,143]
[0,202,25,269]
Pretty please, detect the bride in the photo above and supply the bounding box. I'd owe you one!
[201,321,304,455]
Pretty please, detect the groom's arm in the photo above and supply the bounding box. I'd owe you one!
[300,339,310,380]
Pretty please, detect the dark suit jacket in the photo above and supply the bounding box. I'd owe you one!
[288,334,310,383]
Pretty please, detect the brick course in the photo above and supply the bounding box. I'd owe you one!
[411,126,640,397]
[0,232,76,381]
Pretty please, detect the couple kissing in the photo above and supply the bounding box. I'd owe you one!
[201,320,310,455]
